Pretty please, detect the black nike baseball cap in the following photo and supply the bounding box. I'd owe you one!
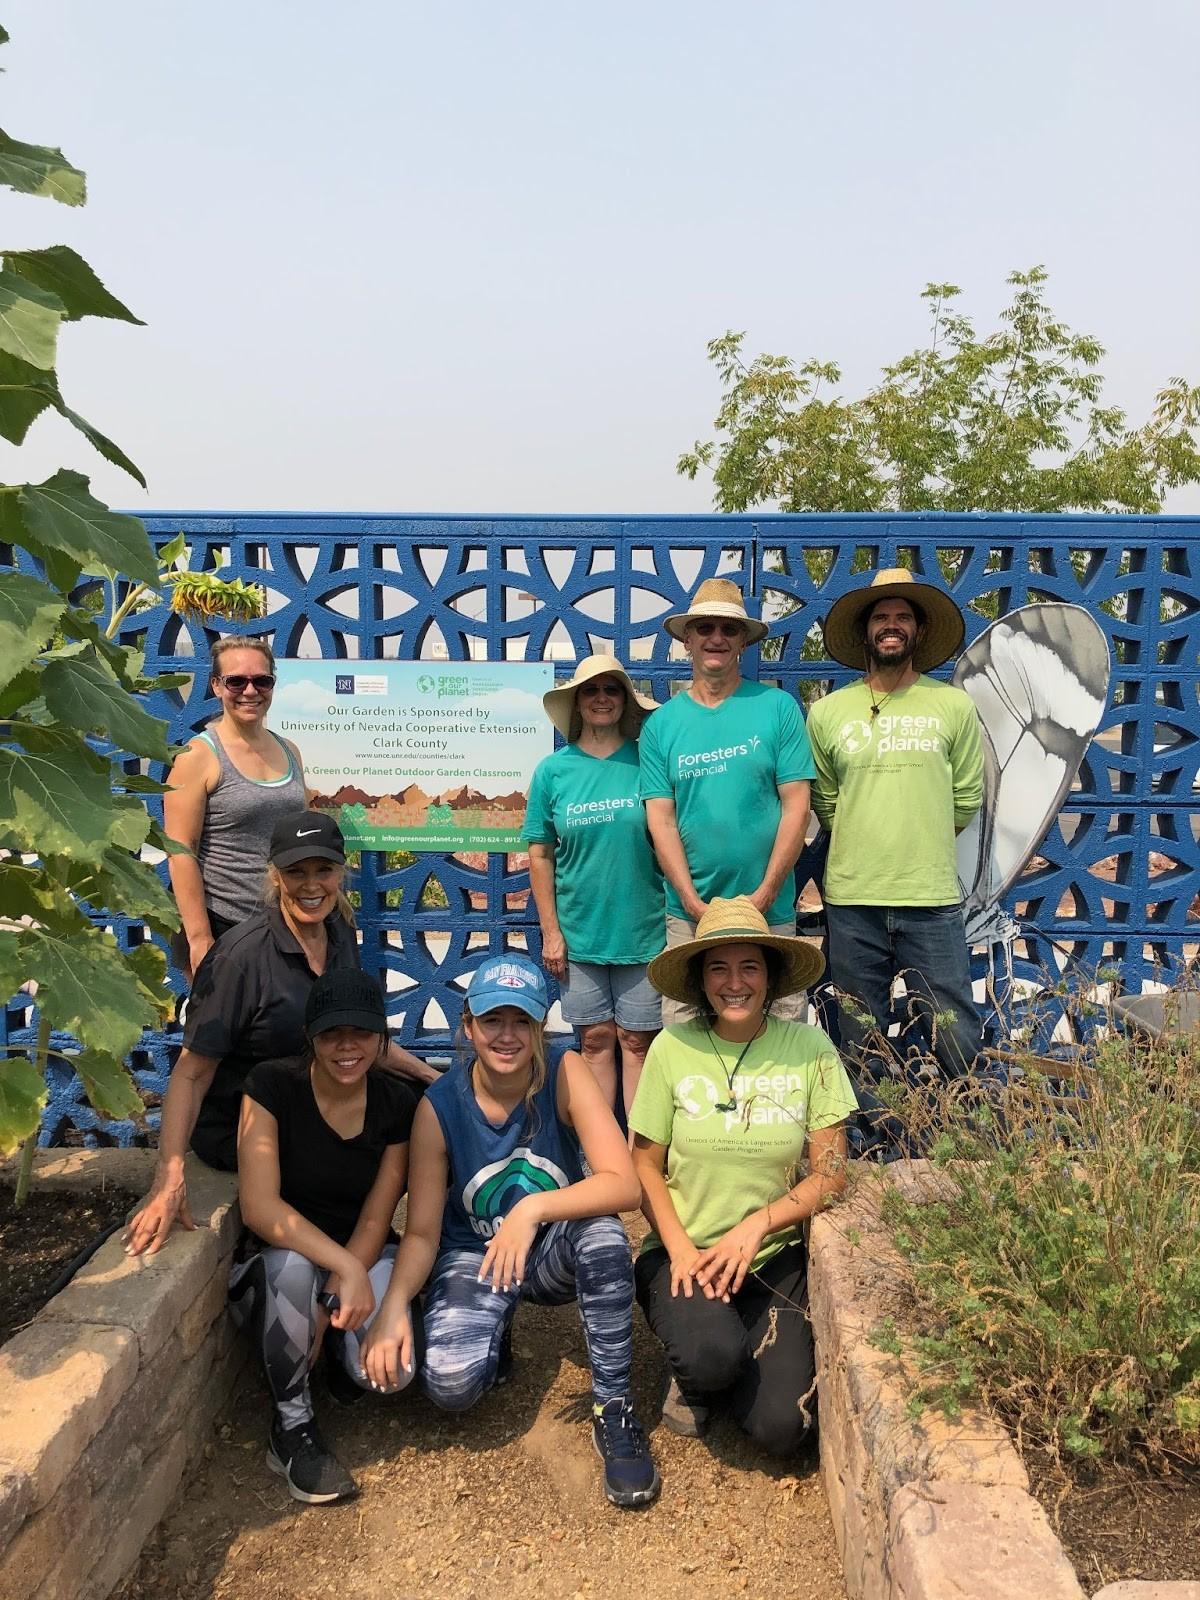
[268,810,347,869]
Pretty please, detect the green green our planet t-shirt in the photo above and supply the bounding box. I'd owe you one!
[627,1017,858,1270]
[806,676,984,906]
[636,681,816,924]
[521,741,665,965]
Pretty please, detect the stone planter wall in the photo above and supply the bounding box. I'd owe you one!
[808,1163,1197,1600]
[0,1151,244,1600]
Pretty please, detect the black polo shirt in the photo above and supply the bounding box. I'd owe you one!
[184,907,361,1171]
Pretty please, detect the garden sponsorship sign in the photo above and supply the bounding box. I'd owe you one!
[273,661,553,851]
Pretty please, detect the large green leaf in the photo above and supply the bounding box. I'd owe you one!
[112,770,171,795]
[57,403,146,488]
[0,130,86,205]
[62,605,141,685]
[60,848,179,936]
[126,940,170,1011]
[71,1048,144,1120]
[41,645,171,762]
[0,573,63,690]
[3,247,142,325]
[108,793,153,851]
[0,268,64,369]
[0,349,56,443]
[0,666,41,719]
[0,1055,47,1159]
[0,862,92,933]
[0,924,159,1058]
[18,471,158,582]
[0,729,115,858]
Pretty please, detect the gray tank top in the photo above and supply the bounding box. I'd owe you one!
[195,727,307,925]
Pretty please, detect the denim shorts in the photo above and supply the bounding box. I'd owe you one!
[560,960,662,1032]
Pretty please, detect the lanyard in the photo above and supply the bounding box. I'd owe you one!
[704,1022,765,1113]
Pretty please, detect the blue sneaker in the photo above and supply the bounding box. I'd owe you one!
[591,1397,661,1508]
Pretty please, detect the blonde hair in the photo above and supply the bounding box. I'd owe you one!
[210,635,275,680]
[264,863,355,926]
[460,1006,548,1134]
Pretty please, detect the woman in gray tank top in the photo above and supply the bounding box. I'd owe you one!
[164,637,307,978]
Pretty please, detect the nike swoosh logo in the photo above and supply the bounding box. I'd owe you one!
[296,828,321,837]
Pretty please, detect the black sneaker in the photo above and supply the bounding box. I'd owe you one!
[591,1398,661,1508]
[323,1334,368,1408]
[267,1418,358,1504]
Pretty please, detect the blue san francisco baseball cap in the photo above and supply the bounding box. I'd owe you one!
[465,954,549,1022]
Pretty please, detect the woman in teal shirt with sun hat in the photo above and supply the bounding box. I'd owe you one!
[523,654,665,1115]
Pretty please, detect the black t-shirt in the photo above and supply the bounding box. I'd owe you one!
[184,907,360,1171]
[243,1057,417,1246]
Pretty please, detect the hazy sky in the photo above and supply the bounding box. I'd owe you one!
[5,1,1199,516]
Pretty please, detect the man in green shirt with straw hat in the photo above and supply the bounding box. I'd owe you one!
[807,568,984,1086]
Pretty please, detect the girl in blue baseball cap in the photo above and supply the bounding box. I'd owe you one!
[361,950,661,1510]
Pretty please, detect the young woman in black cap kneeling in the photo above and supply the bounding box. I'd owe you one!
[230,968,420,1505]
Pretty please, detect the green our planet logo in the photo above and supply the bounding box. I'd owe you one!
[838,719,874,756]
[676,1074,720,1121]
[462,1150,570,1238]
[417,673,435,693]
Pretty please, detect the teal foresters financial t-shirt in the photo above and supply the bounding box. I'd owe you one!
[637,681,816,925]
[522,740,666,965]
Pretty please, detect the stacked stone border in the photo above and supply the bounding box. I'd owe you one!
[808,1161,1197,1600]
[0,1150,243,1600]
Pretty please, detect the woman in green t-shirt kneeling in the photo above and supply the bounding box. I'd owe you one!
[628,897,857,1455]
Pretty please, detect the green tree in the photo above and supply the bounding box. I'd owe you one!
[679,267,1200,513]
[0,26,261,1196]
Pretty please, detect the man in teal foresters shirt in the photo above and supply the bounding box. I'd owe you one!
[638,579,816,1024]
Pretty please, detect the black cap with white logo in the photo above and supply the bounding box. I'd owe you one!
[268,810,346,869]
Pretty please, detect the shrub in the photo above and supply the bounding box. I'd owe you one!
[861,995,1200,1468]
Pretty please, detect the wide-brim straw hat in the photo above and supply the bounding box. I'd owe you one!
[648,896,825,1004]
[663,577,769,646]
[822,568,965,672]
[542,654,658,742]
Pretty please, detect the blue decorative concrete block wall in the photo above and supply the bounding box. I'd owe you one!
[6,511,1198,1143]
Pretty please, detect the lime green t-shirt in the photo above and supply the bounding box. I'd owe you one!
[636,681,816,924]
[627,1017,858,1269]
[806,676,984,907]
[522,741,665,965]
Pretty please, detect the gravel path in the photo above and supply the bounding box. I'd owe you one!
[119,1288,845,1600]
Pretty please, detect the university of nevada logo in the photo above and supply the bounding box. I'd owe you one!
[461,1149,570,1239]
[335,674,355,694]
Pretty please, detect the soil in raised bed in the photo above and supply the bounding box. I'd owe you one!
[0,1183,138,1348]
[1029,1452,1200,1589]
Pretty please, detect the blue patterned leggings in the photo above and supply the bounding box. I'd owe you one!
[422,1215,634,1410]
[229,1243,417,1428]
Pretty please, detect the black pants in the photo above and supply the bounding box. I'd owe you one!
[634,1240,815,1457]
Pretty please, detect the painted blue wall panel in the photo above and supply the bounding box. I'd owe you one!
[5,511,1197,1142]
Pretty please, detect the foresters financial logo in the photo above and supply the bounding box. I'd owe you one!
[839,713,943,757]
[675,733,762,782]
[461,1150,570,1239]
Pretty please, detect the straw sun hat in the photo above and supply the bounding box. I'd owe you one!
[648,896,825,1005]
[542,654,658,743]
[822,568,965,673]
[663,578,769,646]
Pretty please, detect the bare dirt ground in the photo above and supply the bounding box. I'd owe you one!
[117,1295,845,1600]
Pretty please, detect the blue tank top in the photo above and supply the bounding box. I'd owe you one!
[425,1050,584,1254]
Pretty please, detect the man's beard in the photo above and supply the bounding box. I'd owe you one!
[866,633,916,668]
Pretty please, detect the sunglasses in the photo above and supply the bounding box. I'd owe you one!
[578,679,625,696]
[216,673,276,692]
[690,621,745,638]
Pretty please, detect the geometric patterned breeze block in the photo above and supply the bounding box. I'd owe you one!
[5,511,1198,1143]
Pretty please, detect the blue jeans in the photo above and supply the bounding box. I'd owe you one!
[824,903,982,1082]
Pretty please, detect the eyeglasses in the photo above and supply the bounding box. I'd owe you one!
[690,621,745,639]
[578,679,625,696]
[216,673,276,692]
